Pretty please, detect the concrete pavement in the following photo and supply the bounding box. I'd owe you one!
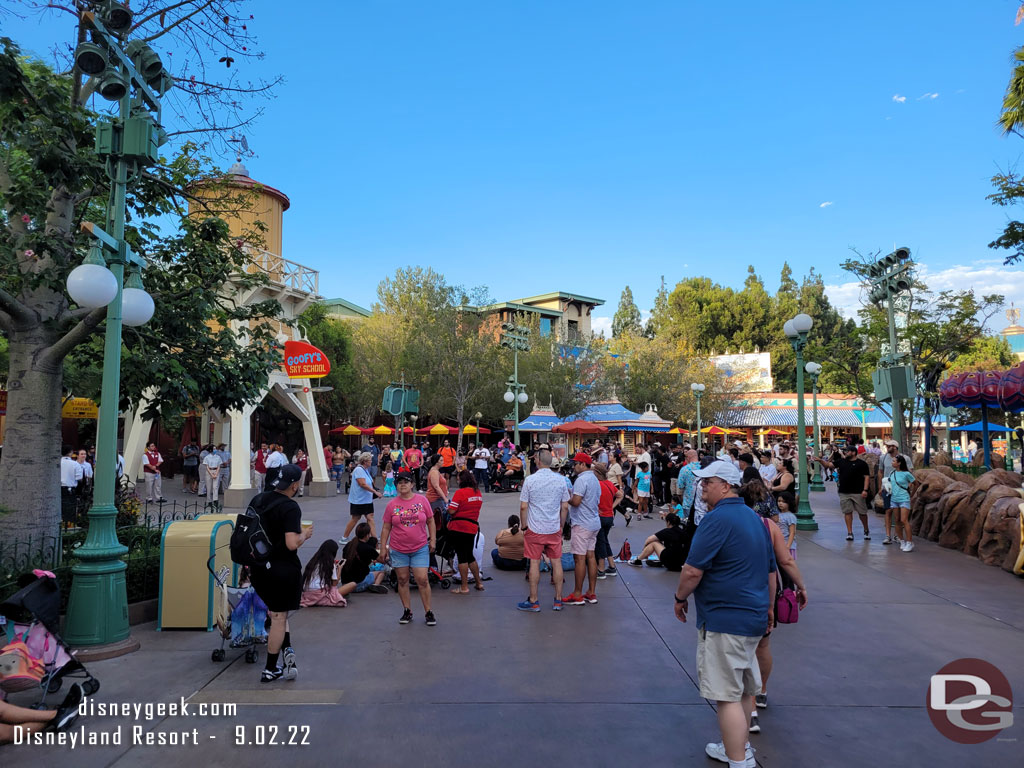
[2,482,1022,767]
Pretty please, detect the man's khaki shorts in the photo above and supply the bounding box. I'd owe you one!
[839,492,868,516]
[697,628,762,703]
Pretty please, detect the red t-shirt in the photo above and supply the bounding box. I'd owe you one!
[323,447,332,463]
[447,487,483,534]
[598,479,617,518]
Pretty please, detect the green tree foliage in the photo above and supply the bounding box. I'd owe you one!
[989,43,1024,263]
[946,335,1016,374]
[644,276,669,338]
[603,334,737,425]
[298,303,355,428]
[611,285,643,338]
[0,42,284,540]
[824,257,1005,442]
[654,263,853,393]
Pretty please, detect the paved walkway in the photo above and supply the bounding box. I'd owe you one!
[3,484,1022,767]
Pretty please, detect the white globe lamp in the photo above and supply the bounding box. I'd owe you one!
[517,391,529,404]
[67,251,118,309]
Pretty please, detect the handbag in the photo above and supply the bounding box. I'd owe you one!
[776,588,799,624]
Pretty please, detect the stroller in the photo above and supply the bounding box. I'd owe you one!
[0,571,99,707]
[208,557,267,664]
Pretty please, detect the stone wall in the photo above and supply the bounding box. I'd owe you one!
[907,467,1024,576]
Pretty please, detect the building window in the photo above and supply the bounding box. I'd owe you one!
[567,319,579,341]
[540,317,551,337]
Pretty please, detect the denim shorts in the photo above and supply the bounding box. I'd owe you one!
[390,544,430,569]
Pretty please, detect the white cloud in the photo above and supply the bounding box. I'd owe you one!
[892,94,906,103]
[592,316,613,337]
[819,201,833,208]
[917,92,939,100]
[825,262,1024,322]
[590,311,651,338]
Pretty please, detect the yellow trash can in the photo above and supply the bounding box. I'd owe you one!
[158,516,235,630]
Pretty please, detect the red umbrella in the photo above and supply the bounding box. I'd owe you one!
[551,420,608,436]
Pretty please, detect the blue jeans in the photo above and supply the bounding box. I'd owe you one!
[490,548,528,570]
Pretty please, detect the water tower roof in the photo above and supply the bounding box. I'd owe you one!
[223,160,290,211]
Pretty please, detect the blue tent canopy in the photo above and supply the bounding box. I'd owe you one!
[949,421,1014,432]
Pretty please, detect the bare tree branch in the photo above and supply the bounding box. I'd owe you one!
[38,305,107,370]
[139,0,216,44]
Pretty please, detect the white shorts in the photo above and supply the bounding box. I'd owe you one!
[697,629,762,703]
[637,490,650,499]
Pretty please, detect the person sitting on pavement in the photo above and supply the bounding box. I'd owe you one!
[0,682,84,744]
[629,512,686,570]
[492,514,528,570]
[300,539,347,607]
[248,464,313,684]
[340,522,389,593]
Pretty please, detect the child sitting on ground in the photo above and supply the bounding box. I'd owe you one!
[300,539,347,607]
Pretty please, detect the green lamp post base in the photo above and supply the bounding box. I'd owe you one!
[63,503,133,649]
[810,476,826,492]
[796,497,819,530]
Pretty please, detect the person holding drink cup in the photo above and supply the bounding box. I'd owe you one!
[247,464,313,683]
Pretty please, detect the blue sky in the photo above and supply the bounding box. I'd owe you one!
[9,1,1024,332]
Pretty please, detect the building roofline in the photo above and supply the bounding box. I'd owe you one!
[322,297,371,317]
[515,291,606,307]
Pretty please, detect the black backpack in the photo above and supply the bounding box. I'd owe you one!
[230,495,277,568]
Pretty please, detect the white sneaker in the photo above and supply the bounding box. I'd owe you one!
[903,541,914,552]
[705,741,755,766]
[899,541,907,552]
[281,647,297,680]
[339,536,351,545]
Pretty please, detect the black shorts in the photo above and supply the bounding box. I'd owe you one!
[350,502,375,518]
[446,530,477,564]
[183,464,199,480]
[249,563,302,613]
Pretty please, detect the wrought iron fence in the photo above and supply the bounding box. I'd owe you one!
[0,494,221,612]
[952,463,990,478]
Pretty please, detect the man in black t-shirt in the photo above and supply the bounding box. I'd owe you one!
[248,464,313,683]
[816,445,871,542]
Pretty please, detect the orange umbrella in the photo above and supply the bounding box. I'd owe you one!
[329,424,364,436]
[418,423,456,435]
[363,425,394,436]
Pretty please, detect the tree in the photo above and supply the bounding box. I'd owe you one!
[611,285,642,338]
[644,276,669,338]
[7,0,282,153]
[298,303,355,429]
[825,256,1005,458]
[988,39,1024,263]
[0,44,284,541]
[946,335,1016,373]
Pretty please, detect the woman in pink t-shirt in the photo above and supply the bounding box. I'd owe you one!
[379,470,437,626]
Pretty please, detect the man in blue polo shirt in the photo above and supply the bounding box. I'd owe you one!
[673,460,776,768]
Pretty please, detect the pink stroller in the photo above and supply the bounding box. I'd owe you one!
[0,572,99,707]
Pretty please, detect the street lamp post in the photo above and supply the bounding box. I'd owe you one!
[784,314,818,530]
[63,4,167,650]
[805,362,825,492]
[691,383,705,450]
[858,400,870,444]
[500,323,530,447]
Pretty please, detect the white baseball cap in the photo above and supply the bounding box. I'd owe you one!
[692,460,743,486]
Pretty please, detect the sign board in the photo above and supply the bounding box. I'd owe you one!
[284,340,331,379]
[62,397,99,419]
[709,352,773,393]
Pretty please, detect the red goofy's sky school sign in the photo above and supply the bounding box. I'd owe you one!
[284,340,331,379]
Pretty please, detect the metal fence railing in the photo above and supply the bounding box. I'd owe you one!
[0,494,220,612]
[951,463,989,478]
